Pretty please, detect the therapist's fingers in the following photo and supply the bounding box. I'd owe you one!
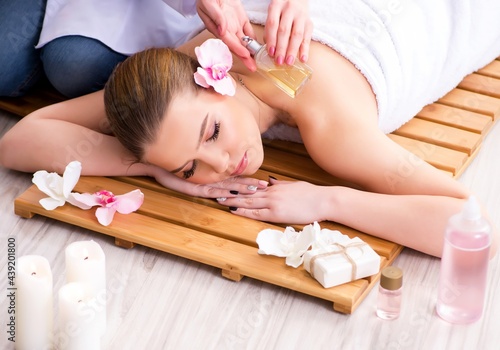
[298,19,313,62]
[197,1,226,36]
[265,0,312,65]
[197,0,257,71]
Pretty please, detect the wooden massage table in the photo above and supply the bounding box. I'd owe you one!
[1,57,499,314]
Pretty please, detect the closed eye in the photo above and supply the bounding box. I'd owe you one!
[182,122,219,179]
[182,160,197,179]
[207,122,220,142]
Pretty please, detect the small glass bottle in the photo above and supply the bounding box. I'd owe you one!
[377,266,403,320]
[242,36,313,98]
[436,195,491,324]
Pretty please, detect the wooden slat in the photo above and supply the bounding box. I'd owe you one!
[458,73,500,99]
[438,88,500,120]
[477,60,500,79]
[416,103,493,135]
[387,134,467,176]
[392,118,482,155]
[262,138,309,157]
[454,144,482,179]
[261,147,360,188]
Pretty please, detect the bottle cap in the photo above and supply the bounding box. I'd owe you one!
[462,195,481,221]
[242,36,263,55]
[380,266,403,290]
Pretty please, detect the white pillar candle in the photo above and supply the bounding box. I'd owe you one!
[58,282,100,350]
[65,240,106,335]
[16,255,53,350]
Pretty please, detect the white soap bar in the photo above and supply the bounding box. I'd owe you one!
[303,237,381,288]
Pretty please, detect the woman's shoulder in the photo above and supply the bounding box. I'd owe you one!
[176,30,215,56]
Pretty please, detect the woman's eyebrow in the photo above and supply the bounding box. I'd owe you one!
[169,113,209,174]
[197,113,208,150]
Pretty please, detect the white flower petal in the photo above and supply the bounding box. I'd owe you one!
[115,190,144,214]
[67,193,97,210]
[212,77,235,96]
[39,197,65,210]
[285,252,305,268]
[256,229,290,257]
[294,225,316,252]
[282,226,300,245]
[312,229,349,250]
[33,171,64,199]
[95,207,116,226]
[62,161,82,197]
[195,39,232,68]
[194,70,210,88]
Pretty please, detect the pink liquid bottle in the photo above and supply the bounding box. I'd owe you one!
[436,195,491,324]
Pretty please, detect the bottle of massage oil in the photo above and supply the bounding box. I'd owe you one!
[242,36,312,98]
[377,266,403,320]
[436,195,491,324]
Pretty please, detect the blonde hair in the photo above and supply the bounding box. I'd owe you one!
[104,47,201,161]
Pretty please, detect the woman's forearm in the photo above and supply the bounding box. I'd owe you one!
[0,117,149,176]
[326,186,471,257]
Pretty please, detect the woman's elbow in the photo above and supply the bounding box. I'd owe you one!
[0,132,15,170]
[0,117,33,171]
[0,132,26,171]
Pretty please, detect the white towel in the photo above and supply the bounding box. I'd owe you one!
[244,0,500,136]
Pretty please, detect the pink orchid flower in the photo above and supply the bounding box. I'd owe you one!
[193,38,235,96]
[70,189,144,226]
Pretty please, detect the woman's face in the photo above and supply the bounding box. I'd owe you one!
[144,90,264,184]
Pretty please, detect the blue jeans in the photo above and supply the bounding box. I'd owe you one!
[0,0,46,97]
[0,1,127,98]
[40,36,128,98]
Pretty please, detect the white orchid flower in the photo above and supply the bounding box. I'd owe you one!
[312,222,350,250]
[256,222,354,268]
[256,223,318,268]
[32,161,82,210]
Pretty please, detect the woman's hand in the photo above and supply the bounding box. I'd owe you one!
[265,0,313,66]
[148,165,268,198]
[217,178,332,224]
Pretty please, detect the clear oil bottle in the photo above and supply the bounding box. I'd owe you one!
[242,36,312,98]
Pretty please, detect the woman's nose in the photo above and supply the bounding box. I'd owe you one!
[202,148,230,174]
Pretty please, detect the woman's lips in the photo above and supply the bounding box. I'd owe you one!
[231,152,248,176]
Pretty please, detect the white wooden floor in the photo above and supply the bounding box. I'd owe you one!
[1,109,499,350]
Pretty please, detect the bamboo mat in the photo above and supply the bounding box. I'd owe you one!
[4,57,500,314]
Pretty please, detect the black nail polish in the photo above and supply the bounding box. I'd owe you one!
[230,190,239,195]
[229,206,238,211]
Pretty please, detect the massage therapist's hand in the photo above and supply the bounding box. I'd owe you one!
[149,165,268,198]
[218,178,330,224]
[197,0,256,70]
[196,0,312,71]
[265,0,313,66]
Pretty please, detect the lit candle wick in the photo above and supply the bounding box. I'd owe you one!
[84,256,89,260]
[31,272,37,276]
